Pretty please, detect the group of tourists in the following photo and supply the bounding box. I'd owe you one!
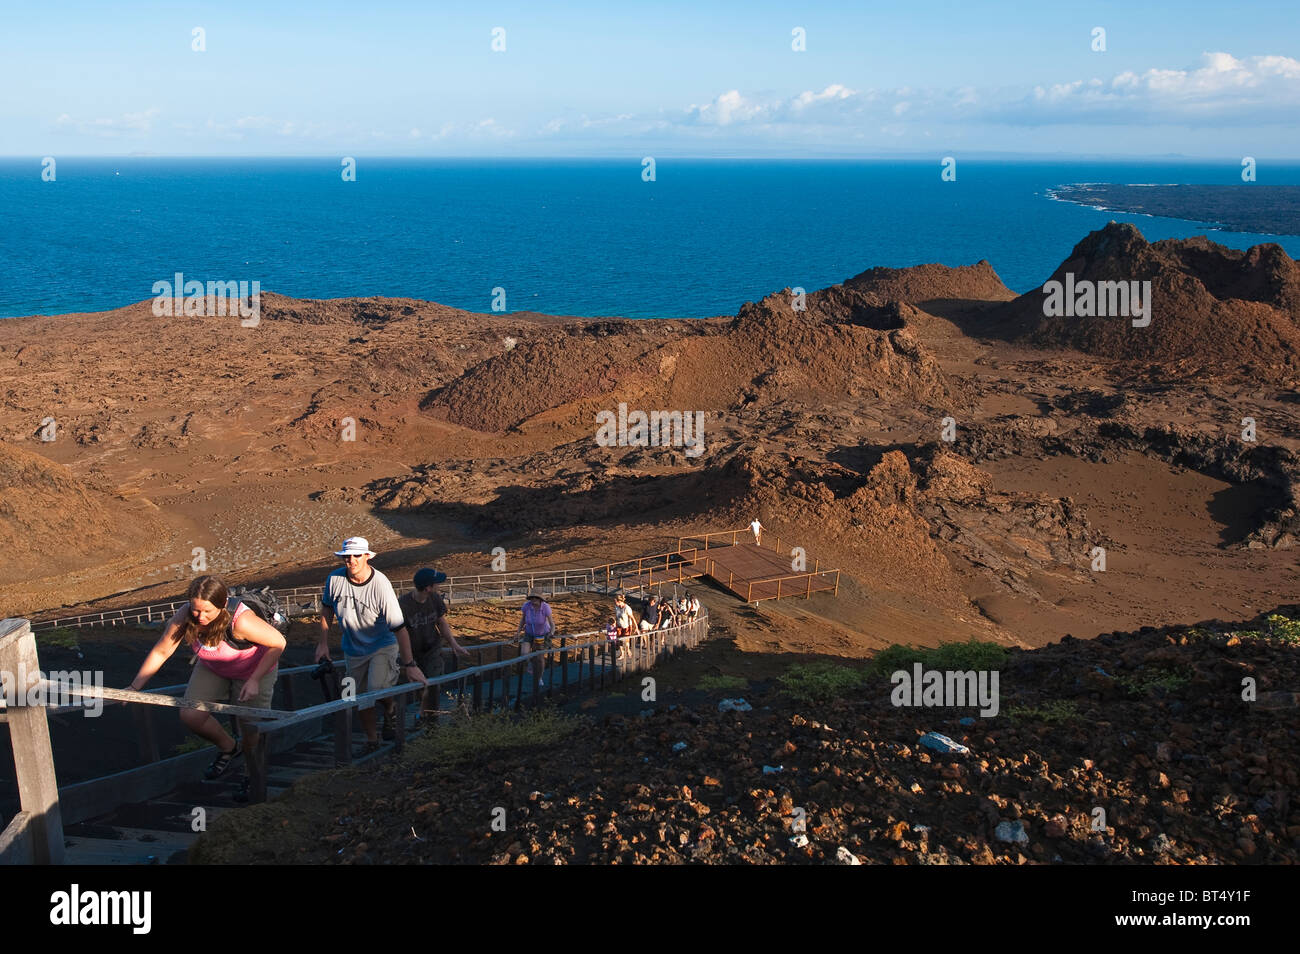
[127,536,469,787]
[606,589,700,642]
[128,535,705,789]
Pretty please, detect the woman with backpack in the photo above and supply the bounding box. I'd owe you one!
[128,575,286,780]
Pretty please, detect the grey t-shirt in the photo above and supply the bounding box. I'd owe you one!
[322,567,404,657]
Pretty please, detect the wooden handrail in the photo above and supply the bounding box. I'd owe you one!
[36,616,709,730]
[1,612,712,843]
[31,548,707,632]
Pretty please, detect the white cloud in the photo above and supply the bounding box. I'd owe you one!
[54,108,160,137]
[994,52,1300,124]
[429,118,515,140]
[685,89,770,126]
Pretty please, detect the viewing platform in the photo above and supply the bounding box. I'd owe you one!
[677,529,839,603]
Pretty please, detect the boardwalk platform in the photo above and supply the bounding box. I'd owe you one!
[678,531,840,603]
[602,550,707,592]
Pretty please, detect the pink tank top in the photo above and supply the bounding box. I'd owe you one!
[194,603,269,681]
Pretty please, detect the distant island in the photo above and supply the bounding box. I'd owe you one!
[1049,184,1300,236]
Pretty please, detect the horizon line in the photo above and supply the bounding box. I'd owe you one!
[6,153,1300,163]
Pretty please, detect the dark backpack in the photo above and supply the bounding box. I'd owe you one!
[225,586,290,648]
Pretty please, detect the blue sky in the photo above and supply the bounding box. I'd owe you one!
[3,0,1299,157]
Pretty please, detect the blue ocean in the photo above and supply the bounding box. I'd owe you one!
[3,158,1299,320]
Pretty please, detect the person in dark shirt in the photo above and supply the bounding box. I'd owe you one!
[658,598,677,630]
[639,595,661,632]
[399,568,470,717]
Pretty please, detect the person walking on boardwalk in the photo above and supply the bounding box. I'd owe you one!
[317,537,426,752]
[129,575,285,781]
[514,592,555,697]
[683,590,701,621]
[613,591,637,638]
[750,518,764,545]
[657,597,677,630]
[399,567,470,718]
[639,595,661,632]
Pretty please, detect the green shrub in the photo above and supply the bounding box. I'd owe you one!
[1006,699,1081,724]
[1265,614,1300,643]
[777,662,868,706]
[37,627,82,650]
[403,709,581,765]
[869,639,1009,676]
[171,737,208,756]
[1118,667,1190,696]
[697,673,748,691]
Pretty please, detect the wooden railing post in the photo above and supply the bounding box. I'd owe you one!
[1,619,65,864]
[334,708,352,765]
[133,705,160,764]
[394,689,408,753]
[246,730,269,803]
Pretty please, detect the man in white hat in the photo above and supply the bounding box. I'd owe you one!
[317,536,426,751]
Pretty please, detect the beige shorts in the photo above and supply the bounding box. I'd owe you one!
[345,644,399,710]
[185,661,277,711]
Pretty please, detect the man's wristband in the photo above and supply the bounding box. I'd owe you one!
[400,660,416,668]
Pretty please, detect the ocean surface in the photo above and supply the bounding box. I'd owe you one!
[3,158,1299,320]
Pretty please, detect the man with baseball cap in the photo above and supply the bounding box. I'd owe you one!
[399,567,470,717]
[318,536,426,751]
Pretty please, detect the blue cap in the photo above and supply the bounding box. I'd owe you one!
[414,568,447,589]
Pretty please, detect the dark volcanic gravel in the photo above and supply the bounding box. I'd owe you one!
[193,616,1300,865]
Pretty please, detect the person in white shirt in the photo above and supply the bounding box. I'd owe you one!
[750,519,763,545]
[613,592,637,637]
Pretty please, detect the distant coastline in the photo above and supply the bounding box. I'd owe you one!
[1048,183,1300,236]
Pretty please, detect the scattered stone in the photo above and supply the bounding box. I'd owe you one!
[718,698,753,713]
[995,820,1029,845]
[835,846,862,865]
[919,732,969,755]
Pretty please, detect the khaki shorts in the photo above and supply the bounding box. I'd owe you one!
[345,644,399,710]
[185,661,277,711]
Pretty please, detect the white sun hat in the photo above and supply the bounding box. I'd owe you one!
[334,536,375,557]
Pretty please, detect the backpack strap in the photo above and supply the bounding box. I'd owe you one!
[225,600,257,650]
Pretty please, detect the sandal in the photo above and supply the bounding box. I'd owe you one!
[204,741,243,780]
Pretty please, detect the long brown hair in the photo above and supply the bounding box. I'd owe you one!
[174,575,232,650]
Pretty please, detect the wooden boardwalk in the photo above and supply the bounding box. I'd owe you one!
[678,531,840,603]
[605,552,707,592]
